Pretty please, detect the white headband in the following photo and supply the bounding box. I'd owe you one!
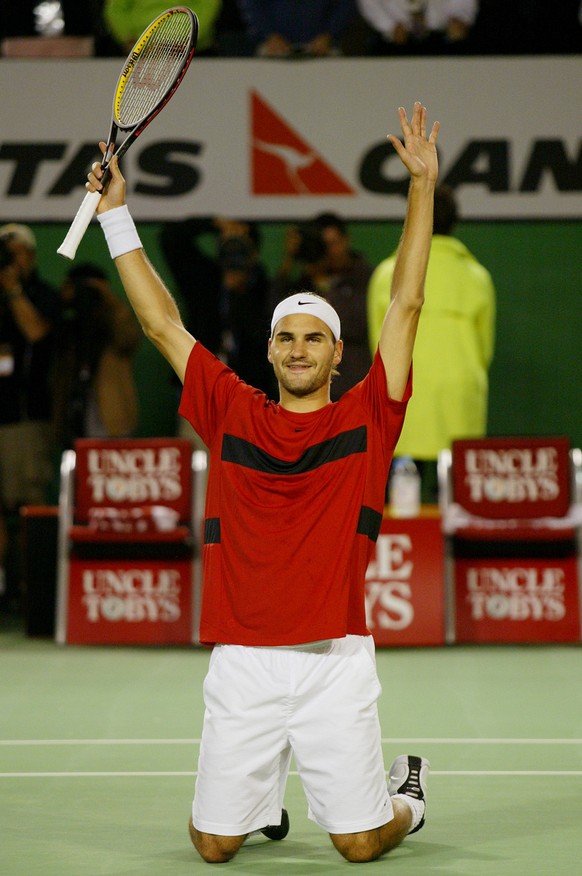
[270,293,341,340]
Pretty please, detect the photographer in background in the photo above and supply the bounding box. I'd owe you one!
[216,227,275,396]
[160,216,275,408]
[270,221,327,302]
[52,262,141,449]
[271,214,373,399]
[0,223,61,613]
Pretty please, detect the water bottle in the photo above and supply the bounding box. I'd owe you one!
[389,457,421,518]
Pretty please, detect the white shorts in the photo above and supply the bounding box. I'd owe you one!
[192,635,393,836]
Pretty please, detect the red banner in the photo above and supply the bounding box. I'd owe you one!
[365,515,445,646]
[454,557,581,643]
[65,559,194,645]
[73,438,193,521]
[451,436,571,520]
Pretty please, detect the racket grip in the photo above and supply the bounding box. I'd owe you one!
[57,190,102,260]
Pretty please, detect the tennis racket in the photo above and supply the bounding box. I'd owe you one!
[58,6,198,260]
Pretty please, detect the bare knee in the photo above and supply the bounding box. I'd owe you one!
[330,830,385,863]
[330,807,411,863]
[188,818,246,863]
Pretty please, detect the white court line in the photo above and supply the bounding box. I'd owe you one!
[1,737,582,746]
[435,771,582,776]
[388,738,582,745]
[0,738,202,746]
[2,770,582,779]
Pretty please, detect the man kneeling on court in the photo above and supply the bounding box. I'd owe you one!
[86,101,438,863]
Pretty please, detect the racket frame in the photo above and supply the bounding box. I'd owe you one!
[57,6,198,260]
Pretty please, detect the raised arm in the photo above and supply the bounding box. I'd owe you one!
[87,147,195,383]
[378,103,439,401]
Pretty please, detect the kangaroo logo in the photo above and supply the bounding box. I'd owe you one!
[251,90,354,196]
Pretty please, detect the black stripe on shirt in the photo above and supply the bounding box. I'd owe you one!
[221,426,367,475]
[357,506,383,543]
[204,518,221,544]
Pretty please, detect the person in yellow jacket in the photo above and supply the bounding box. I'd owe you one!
[103,0,222,55]
[367,184,496,502]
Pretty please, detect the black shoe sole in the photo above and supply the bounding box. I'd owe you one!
[409,814,425,835]
[260,808,289,841]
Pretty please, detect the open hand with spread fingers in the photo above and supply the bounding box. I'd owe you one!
[388,102,439,183]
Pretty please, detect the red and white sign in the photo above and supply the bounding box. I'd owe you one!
[454,557,581,643]
[74,439,191,517]
[365,515,445,646]
[57,439,198,645]
[67,439,194,547]
[65,559,193,645]
[452,436,571,520]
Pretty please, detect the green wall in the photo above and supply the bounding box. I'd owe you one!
[37,219,581,448]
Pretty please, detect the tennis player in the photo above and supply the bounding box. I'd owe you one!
[86,101,438,863]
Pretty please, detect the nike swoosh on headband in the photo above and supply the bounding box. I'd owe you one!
[270,293,341,339]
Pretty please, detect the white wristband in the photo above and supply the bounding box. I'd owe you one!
[97,204,142,260]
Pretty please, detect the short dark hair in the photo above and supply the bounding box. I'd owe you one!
[433,185,458,235]
[313,212,347,236]
[296,223,326,264]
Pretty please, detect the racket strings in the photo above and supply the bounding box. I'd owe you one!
[116,12,193,127]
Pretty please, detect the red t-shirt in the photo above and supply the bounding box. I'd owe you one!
[179,343,411,646]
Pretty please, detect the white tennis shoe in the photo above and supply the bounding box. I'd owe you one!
[388,755,430,834]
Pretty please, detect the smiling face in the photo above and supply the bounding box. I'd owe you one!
[268,313,343,409]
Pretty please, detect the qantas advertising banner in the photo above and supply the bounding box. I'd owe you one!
[1,57,581,221]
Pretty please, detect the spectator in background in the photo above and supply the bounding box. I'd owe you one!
[271,213,373,399]
[470,0,582,55]
[237,0,357,57]
[367,185,495,502]
[0,223,60,612]
[315,213,373,398]
[160,217,275,419]
[103,0,222,55]
[270,220,328,309]
[215,224,275,395]
[51,263,141,449]
[160,218,222,364]
[213,0,255,55]
[357,0,479,55]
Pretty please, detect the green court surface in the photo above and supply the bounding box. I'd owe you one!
[1,628,581,876]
